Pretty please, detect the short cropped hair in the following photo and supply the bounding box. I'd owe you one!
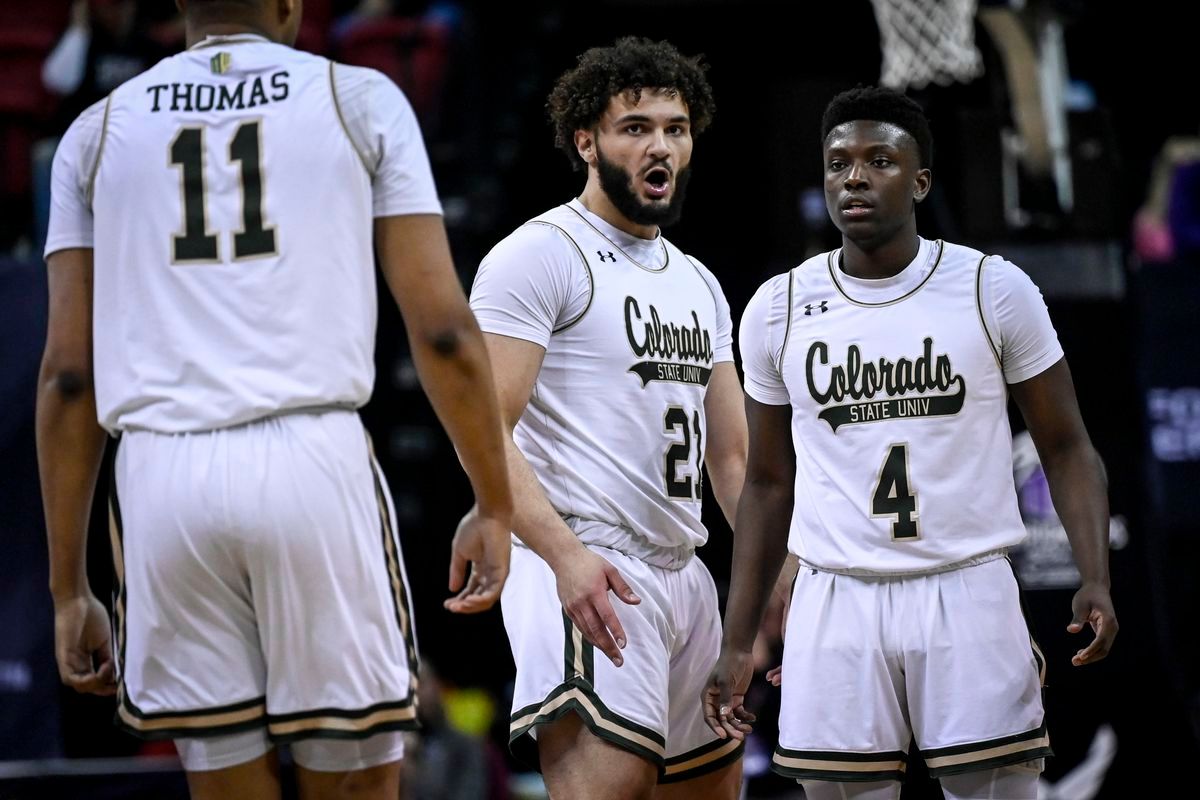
[821,85,933,169]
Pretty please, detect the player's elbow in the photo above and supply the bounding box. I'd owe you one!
[416,311,480,360]
[40,365,93,400]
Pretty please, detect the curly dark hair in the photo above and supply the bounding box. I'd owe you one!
[547,36,716,171]
[821,85,933,169]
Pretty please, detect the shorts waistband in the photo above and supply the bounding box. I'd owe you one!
[797,548,1009,578]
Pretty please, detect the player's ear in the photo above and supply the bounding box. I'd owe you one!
[278,0,296,25]
[574,129,595,167]
[914,168,931,204]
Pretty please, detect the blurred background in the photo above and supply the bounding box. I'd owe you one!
[2,0,1197,798]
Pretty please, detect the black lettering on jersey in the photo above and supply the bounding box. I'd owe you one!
[806,338,966,432]
[625,296,714,387]
[194,83,216,112]
[247,77,269,108]
[147,84,168,112]
[271,71,289,101]
[171,82,194,112]
[218,81,245,110]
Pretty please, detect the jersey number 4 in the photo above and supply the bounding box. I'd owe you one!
[170,122,276,262]
[664,406,704,502]
[872,443,920,540]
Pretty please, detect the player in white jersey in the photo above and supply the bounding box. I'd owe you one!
[704,87,1119,800]
[36,1,512,798]
[468,38,747,799]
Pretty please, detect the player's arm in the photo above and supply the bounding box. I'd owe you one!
[375,214,513,613]
[481,332,641,667]
[1010,359,1117,665]
[704,397,795,739]
[701,361,748,528]
[36,246,116,696]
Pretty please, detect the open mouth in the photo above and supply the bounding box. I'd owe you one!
[644,167,671,198]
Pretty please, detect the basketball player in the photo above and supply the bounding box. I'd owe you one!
[704,86,1118,800]
[37,1,512,798]
[468,38,747,800]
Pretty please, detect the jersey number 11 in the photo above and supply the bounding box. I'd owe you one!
[170,121,276,262]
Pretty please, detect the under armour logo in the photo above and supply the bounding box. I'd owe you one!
[597,251,616,262]
[804,301,829,315]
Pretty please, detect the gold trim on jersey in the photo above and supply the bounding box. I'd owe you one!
[778,268,797,374]
[826,239,945,307]
[525,220,595,334]
[188,34,272,51]
[86,94,113,208]
[266,701,417,740]
[365,438,420,710]
[923,724,1052,776]
[328,61,374,177]
[772,746,907,781]
[974,255,1005,372]
[563,204,669,273]
[661,737,743,783]
[118,696,268,736]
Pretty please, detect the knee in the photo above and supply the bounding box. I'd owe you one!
[336,763,400,798]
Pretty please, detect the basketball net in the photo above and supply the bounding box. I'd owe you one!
[870,0,983,91]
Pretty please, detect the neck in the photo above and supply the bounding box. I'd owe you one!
[185,19,274,48]
[578,176,658,240]
[839,222,921,280]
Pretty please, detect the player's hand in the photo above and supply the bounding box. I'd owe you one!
[703,647,756,740]
[1067,581,1118,666]
[554,547,640,667]
[444,505,511,614]
[765,576,792,687]
[54,593,116,696]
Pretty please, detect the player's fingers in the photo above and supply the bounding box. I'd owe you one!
[703,685,727,739]
[448,549,467,593]
[574,604,622,667]
[592,593,628,651]
[603,565,640,605]
[765,666,782,687]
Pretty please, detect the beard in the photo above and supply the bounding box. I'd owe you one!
[596,145,692,228]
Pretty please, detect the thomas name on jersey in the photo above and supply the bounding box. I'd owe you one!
[806,336,966,432]
[145,71,290,113]
[625,295,714,388]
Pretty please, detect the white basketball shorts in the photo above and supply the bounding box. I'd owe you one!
[502,542,742,784]
[108,410,419,748]
[774,556,1051,782]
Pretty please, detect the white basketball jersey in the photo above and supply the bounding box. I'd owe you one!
[44,35,442,433]
[471,202,734,560]
[741,238,1062,573]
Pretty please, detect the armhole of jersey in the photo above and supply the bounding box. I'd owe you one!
[974,255,1005,372]
[328,60,374,179]
[85,93,114,208]
[527,220,594,335]
[683,254,721,308]
[776,268,797,374]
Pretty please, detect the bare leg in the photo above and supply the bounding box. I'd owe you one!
[539,712,658,800]
[295,760,402,800]
[185,750,282,800]
[654,758,742,800]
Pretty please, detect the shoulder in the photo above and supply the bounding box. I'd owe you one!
[482,214,586,267]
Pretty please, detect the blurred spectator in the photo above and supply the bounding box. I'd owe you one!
[402,662,505,800]
[41,0,169,131]
[1133,136,1200,266]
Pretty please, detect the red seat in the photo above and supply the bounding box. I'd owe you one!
[335,16,451,126]
[295,0,333,54]
[0,0,70,36]
[0,34,56,117]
